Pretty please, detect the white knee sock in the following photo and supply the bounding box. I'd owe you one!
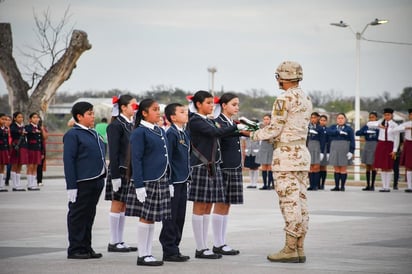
[222,215,228,245]
[11,172,16,188]
[118,212,126,243]
[0,174,4,188]
[146,223,155,256]
[212,213,224,247]
[192,214,205,250]
[407,171,412,189]
[16,173,22,189]
[137,222,150,257]
[109,212,120,244]
[203,214,210,248]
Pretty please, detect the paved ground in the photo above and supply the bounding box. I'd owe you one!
[0,167,411,274]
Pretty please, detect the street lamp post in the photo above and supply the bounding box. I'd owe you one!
[208,67,217,97]
[331,18,388,181]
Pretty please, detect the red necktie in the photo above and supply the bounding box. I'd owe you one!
[384,122,388,141]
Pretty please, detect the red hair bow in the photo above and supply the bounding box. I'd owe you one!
[132,103,139,111]
[186,95,194,101]
[112,96,119,104]
[214,96,220,104]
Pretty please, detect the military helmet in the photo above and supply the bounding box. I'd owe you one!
[275,61,303,82]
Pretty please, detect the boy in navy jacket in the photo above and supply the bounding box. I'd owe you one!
[64,102,107,259]
[159,103,191,262]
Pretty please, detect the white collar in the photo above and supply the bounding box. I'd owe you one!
[120,113,133,123]
[140,120,156,130]
[75,123,90,130]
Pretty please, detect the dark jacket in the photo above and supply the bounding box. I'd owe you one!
[166,124,191,184]
[214,114,242,169]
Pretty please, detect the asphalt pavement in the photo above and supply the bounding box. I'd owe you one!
[0,167,411,274]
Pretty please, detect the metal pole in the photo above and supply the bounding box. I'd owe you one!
[354,32,361,181]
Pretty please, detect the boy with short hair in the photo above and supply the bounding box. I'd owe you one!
[159,103,191,262]
[64,101,107,259]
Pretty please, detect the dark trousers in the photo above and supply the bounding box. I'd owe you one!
[67,178,104,255]
[159,182,188,256]
[36,158,45,183]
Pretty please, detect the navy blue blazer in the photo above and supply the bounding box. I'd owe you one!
[25,124,42,151]
[166,124,191,184]
[63,125,107,190]
[307,123,326,153]
[130,124,170,188]
[355,125,379,141]
[10,122,27,149]
[326,124,355,154]
[107,116,133,179]
[188,113,238,166]
[214,114,242,169]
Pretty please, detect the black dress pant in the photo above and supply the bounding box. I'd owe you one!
[67,178,104,255]
[159,183,188,256]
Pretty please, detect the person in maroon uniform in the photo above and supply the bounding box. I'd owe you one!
[0,113,10,192]
[10,111,28,191]
[25,112,42,191]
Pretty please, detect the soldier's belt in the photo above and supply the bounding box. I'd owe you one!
[277,140,306,147]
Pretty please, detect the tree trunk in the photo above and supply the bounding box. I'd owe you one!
[0,23,92,117]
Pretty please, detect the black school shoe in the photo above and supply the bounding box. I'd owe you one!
[108,243,130,252]
[137,255,163,266]
[195,249,222,259]
[163,253,190,262]
[89,249,103,259]
[67,253,90,259]
[213,245,240,255]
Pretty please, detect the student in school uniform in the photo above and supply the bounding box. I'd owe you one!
[243,134,261,189]
[306,112,326,191]
[187,90,247,260]
[212,92,245,256]
[105,95,138,253]
[367,108,400,192]
[355,111,379,191]
[25,112,42,191]
[0,113,10,192]
[159,103,191,262]
[256,114,274,190]
[318,115,329,189]
[127,98,172,266]
[326,113,355,192]
[64,101,107,259]
[9,111,28,191]
[390,108,412,192]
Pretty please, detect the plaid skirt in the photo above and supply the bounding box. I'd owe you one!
[221,167,244,204]
[104,175,129,203]
[125,175,172,222]
[10,147,28,165]
[188,164,226,203]
[0,150,9,165]
[361,140,377,165]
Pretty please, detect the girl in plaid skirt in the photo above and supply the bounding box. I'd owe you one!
[127,98,172,266]
[10,112,28,191]
[187,90,246,259]
[105,95,138,253]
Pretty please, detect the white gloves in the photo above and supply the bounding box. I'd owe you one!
[135,187,147,203]
[309,129,318,135]
[366,130,376,134]
[339,130,348,135]
[236,124,248,131]
[67,189,78,203]
[320,153,324,161]
[169,184,174,198]
[112,178,121,192]
[347,152,353,160]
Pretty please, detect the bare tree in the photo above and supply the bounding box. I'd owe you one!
[0,7,91,117]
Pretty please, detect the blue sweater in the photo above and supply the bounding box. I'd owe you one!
[307,123,326,153]
[166,124,191,184]
[355,125,379,141]
[63,125,107,190]
[130,124,170,188]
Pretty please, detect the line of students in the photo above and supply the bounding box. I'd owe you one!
[307,108,412,192]
[0,111,46,192]
[64,91,249,266]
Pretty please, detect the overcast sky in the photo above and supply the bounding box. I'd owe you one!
[1,0,411,99]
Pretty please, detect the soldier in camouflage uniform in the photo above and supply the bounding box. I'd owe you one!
[249,61,312,263]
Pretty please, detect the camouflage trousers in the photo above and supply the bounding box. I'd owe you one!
[274,171,309,238]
